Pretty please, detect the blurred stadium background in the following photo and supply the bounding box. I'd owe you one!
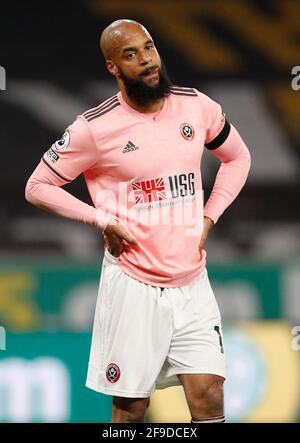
[1,0,300,422]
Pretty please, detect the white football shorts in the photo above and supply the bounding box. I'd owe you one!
[86,248,226,398]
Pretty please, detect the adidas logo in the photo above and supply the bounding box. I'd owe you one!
[122,141,139,153]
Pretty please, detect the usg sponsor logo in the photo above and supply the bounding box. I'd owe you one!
[132,173,195,204]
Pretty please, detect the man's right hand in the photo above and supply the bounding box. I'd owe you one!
[104,218,138,257]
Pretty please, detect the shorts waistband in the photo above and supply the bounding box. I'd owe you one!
[104,247,118,265]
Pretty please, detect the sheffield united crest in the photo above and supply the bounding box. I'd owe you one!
[106,363,121,383]
[180,123,194,141]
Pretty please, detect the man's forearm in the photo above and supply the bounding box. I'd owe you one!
[25,161,111,231]
[204,124,251,224]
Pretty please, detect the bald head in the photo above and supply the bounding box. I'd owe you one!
[100,19,152,60]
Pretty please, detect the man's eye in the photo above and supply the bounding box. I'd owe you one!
[127,53,135,58]
[146,45,154,50]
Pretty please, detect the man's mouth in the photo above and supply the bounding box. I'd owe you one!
[141,66,159,78]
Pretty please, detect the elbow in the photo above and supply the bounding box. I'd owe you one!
[234,139,251,174]
[237,149,251,181]
[244,147,252,173]
[242,149,251,171]
[25,178,39,206]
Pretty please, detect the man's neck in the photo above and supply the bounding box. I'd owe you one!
[120,89,165,114]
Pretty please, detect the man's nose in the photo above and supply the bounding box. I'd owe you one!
[139,51,152,65]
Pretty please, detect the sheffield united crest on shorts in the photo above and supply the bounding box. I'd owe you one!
[106,363,121,383]
[180,123,194,141]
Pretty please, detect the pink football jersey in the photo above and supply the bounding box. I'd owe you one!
[26,86,250,287]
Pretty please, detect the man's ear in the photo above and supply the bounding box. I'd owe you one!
[106,60,119,76]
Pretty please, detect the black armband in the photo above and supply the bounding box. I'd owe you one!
[205,119,231,150]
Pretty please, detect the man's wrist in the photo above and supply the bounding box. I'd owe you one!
[204,216,214,230]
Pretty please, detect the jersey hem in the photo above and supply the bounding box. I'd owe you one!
[117,260,205,288]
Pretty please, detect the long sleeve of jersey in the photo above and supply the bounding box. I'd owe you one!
[198,92,251,224]
[25,116,111,231]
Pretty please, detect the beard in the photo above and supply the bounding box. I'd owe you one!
[117,60,172,107]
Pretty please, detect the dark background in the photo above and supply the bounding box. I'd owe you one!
[1,0,299,257]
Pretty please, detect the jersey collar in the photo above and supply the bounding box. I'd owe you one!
[117,91,169,122]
